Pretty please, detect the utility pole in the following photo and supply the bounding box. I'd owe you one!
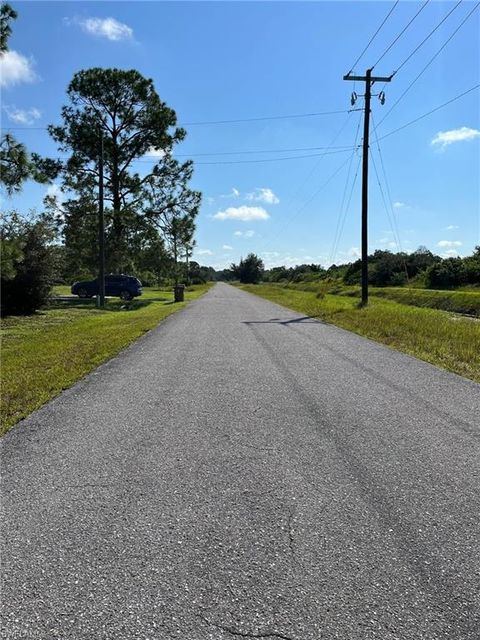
[344,68,391,306]
[98,132,106,308]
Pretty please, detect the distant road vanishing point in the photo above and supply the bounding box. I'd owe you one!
[1,282,479,639]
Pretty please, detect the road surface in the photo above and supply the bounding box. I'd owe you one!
[1,283,479,639]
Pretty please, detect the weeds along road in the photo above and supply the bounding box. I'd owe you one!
[1,282,479,640]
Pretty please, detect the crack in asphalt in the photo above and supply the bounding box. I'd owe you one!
[197,613,295,640]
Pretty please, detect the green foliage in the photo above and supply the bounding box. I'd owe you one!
[425,247,480,288]
[231,253,264,284]
[48,67,194,272]
[1,211,57,315]
[0,2,16,52]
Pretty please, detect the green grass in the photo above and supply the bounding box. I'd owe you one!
[1,284,212,435]
[271,282,480,316]
[238,284,480,383]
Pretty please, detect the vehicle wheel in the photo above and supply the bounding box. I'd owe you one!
[120,290,133,301]
[77,288,91,298]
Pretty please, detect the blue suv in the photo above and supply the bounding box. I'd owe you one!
[71,275,143,300]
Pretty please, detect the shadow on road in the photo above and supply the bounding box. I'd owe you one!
[243,316,324,326]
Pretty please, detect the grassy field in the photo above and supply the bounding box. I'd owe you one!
[276,282,480,316]
[1,284,212,435]
[238,284,480,383]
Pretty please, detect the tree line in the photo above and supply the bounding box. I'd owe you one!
[1,3,203,315]
[224,247,480,288]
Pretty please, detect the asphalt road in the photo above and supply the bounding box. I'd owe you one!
[1,282,479,640]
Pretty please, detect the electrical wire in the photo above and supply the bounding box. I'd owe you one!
[346,1,399,75]
[375,2,480,129]
[329,114,363,265]
[181,109,351,125]
[152,143,357,158]
[369,147,410,283]
[377,84,480,141]
[330,155,362,266]
[0,108,352,133]
[145,148,355,165]
[372,0,431,69]
[391,0,463,77]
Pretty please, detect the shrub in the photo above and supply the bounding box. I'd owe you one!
[1,212,57,316]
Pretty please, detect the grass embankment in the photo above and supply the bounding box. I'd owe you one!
[1,284,212,435]
[238,284,480,383]
[279,282,480,316]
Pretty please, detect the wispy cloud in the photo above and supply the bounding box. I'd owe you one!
[431,126,480,150]
[0,50,37,88]
[214,206,269,222]
[219,187,240,199]
[222,244,233,250]
[3,105,41,125]
[437,240,462,248]
[444,225,459,231]
[195,249,213,256]
[393,201,406,209]
[70,16,133,41]
[234,230,255,238]
[246,188,279,204]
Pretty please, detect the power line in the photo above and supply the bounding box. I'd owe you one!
[377,84,480,142]
[147,148,355,165]
[375,2,480,129]
[46,147,355,167]
[154,143,356,158]
[0,109,351,133]
[329,114,363,265]
[346,1,399,75]
[330,155,362,267]
[391,0,463,77]
[372,0,431,69]
[371,113,404,258]
[181,109,351,125]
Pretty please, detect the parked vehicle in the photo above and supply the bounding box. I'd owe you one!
[71,275,143,300]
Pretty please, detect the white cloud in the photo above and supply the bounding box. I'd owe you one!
[195,249,213,256]
[77,17,133,41]
[234,230,255,238]
[348,247,361,259]
[45,183,65,211]
[444,225,459,231]
[219,187,240,199]
[214,205,269,222]
[145,147,166,159]
[246,187,280,204]
[3,105,41,125]
[0,50,36,87]
[393,201,405,209]
[441,249,461,258]
[222,244,233,250]
[437,240,462,248]
[431,126,480,150]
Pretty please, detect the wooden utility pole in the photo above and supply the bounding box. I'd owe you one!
[344,69,391,306]
[98,133,106,308]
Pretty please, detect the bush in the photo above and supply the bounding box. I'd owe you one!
[425,258,466,289]
[1,212,57,316]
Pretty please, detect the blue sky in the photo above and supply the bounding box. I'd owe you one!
[1,0,479,269]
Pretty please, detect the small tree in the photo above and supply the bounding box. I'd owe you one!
[231,253,264,284]
[1,212,57,315]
